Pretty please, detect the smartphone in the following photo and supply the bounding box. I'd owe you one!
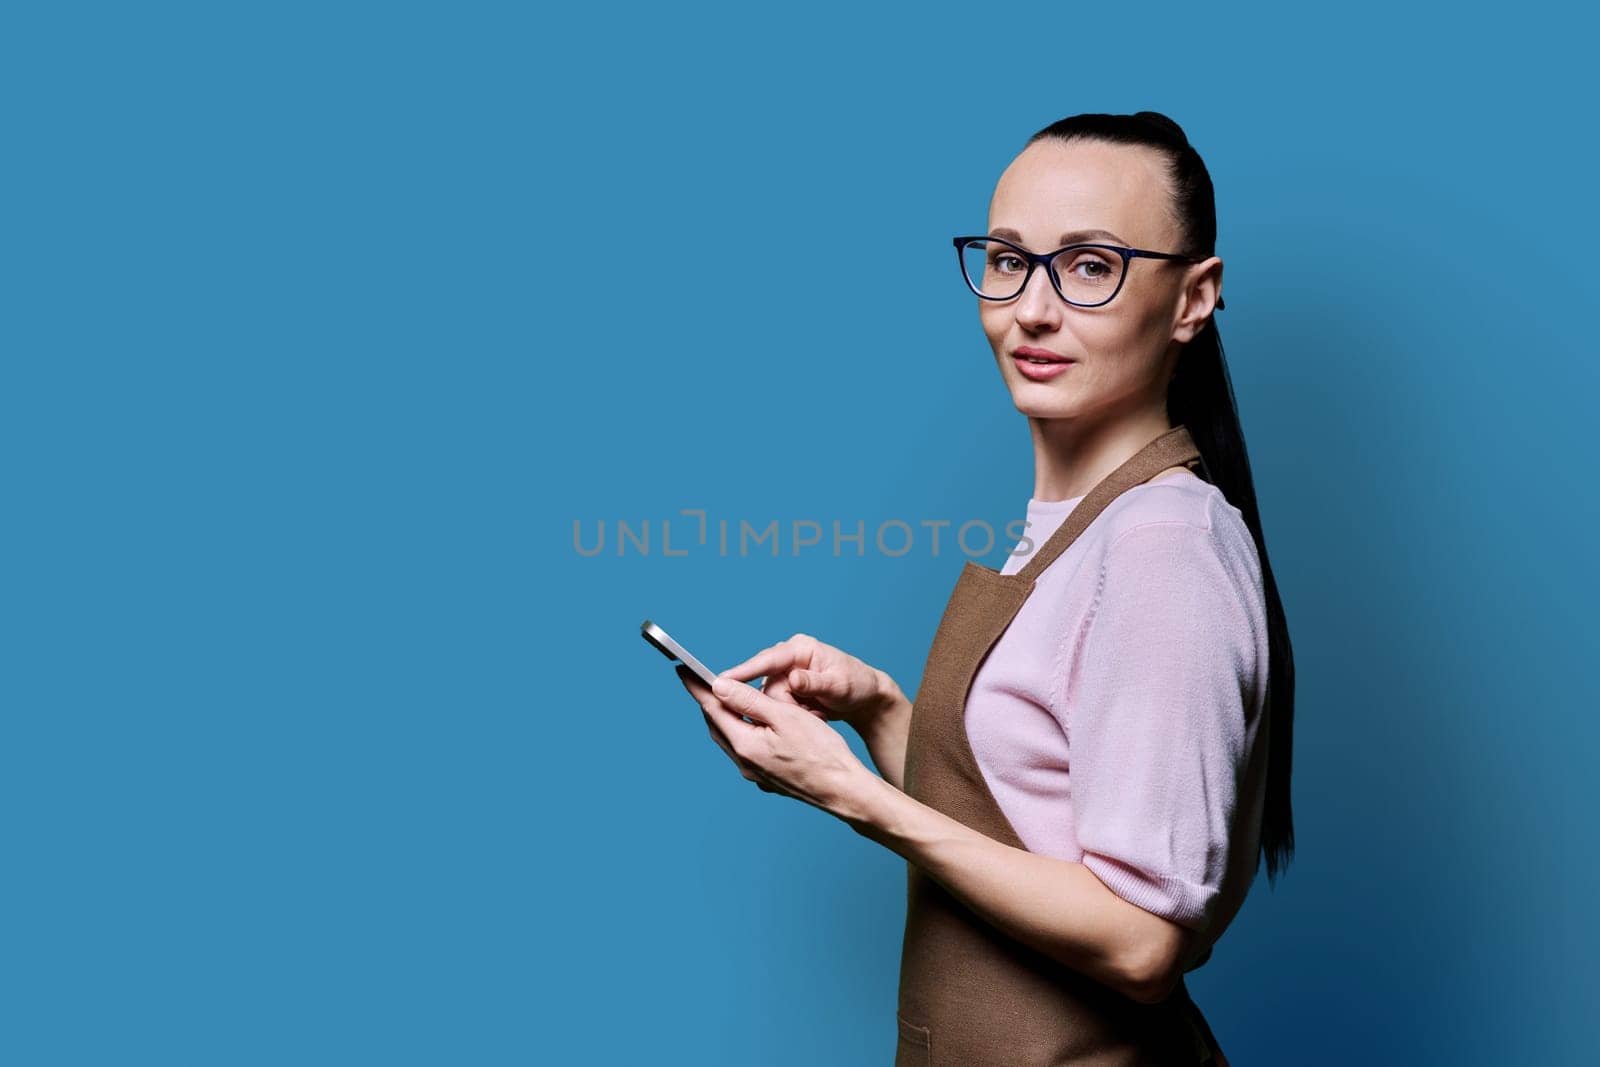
[640,619,720,688]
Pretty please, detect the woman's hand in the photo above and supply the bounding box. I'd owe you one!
[676,664,878,822]
[717,633,900,735]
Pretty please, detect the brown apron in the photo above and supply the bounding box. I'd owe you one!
[895,424,1229,1067]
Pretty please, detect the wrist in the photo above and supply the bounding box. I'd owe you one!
[836,762,900,838]
[861,669,909,729]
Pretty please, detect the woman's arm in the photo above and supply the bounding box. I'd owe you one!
[854,670,912,789]
[691,666,1199,1003]
[839,774,1192,1005]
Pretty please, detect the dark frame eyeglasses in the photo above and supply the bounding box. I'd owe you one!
[952,235,1225,310]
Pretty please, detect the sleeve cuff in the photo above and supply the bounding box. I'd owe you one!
[1080,851,1217,932]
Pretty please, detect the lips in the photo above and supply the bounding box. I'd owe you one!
[1010,349,1076,381]
[1012,347,1075,364]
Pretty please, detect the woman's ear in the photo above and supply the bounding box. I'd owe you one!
[1172,257,1223,344]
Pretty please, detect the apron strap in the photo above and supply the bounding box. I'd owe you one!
[1016,425,1203,583]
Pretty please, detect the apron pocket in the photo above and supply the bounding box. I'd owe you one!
[895,1014,932,1067]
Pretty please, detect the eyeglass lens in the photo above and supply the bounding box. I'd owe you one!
[961,240,1123,304]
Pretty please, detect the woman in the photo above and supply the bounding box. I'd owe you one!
[679,111,1295,1066]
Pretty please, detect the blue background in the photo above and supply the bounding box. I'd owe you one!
[6,2,1597,1064]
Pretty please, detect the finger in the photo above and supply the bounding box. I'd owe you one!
[718,643,795,684]
[710,718,779,793]
[683,665,754,734]
[752,658,804,704]
[748,671,825,723]
[783,670,849,719]
[702,708,737,763]
[708,711,793,798]
[720,634,815,684]
[683,664,751,726]
[710,676,786,729]
[701,700,769,786]
[676,662,712,697]
[682,668,778,790]
[789,667,850,702]
[783,673,833,718]
[759,673,796,704]
[700,679,766,747]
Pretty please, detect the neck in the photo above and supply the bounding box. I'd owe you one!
[1027,408,1176,502]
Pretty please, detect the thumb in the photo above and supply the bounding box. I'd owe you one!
[712,676,780,725]
[791,669,842,699]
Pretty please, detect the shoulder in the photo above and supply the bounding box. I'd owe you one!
[1091,470,1263,601]
[1095,468,1220,537]
[1078,472,1269,690]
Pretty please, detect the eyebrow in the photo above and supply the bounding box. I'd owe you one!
[987,226,1129,248]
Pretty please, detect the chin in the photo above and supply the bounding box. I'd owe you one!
[1009,388,1078,419]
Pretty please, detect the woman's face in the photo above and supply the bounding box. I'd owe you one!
[979,138,1219,421]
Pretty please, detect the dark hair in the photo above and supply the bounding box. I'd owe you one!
[1025,111,1297,886]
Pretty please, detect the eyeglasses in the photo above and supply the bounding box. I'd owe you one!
[952,235,1224,310]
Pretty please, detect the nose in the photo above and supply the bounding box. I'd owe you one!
[1011,264,1063,331]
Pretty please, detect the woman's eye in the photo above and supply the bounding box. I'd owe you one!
[992,254,1025,273]
[1070,258,1112,280]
